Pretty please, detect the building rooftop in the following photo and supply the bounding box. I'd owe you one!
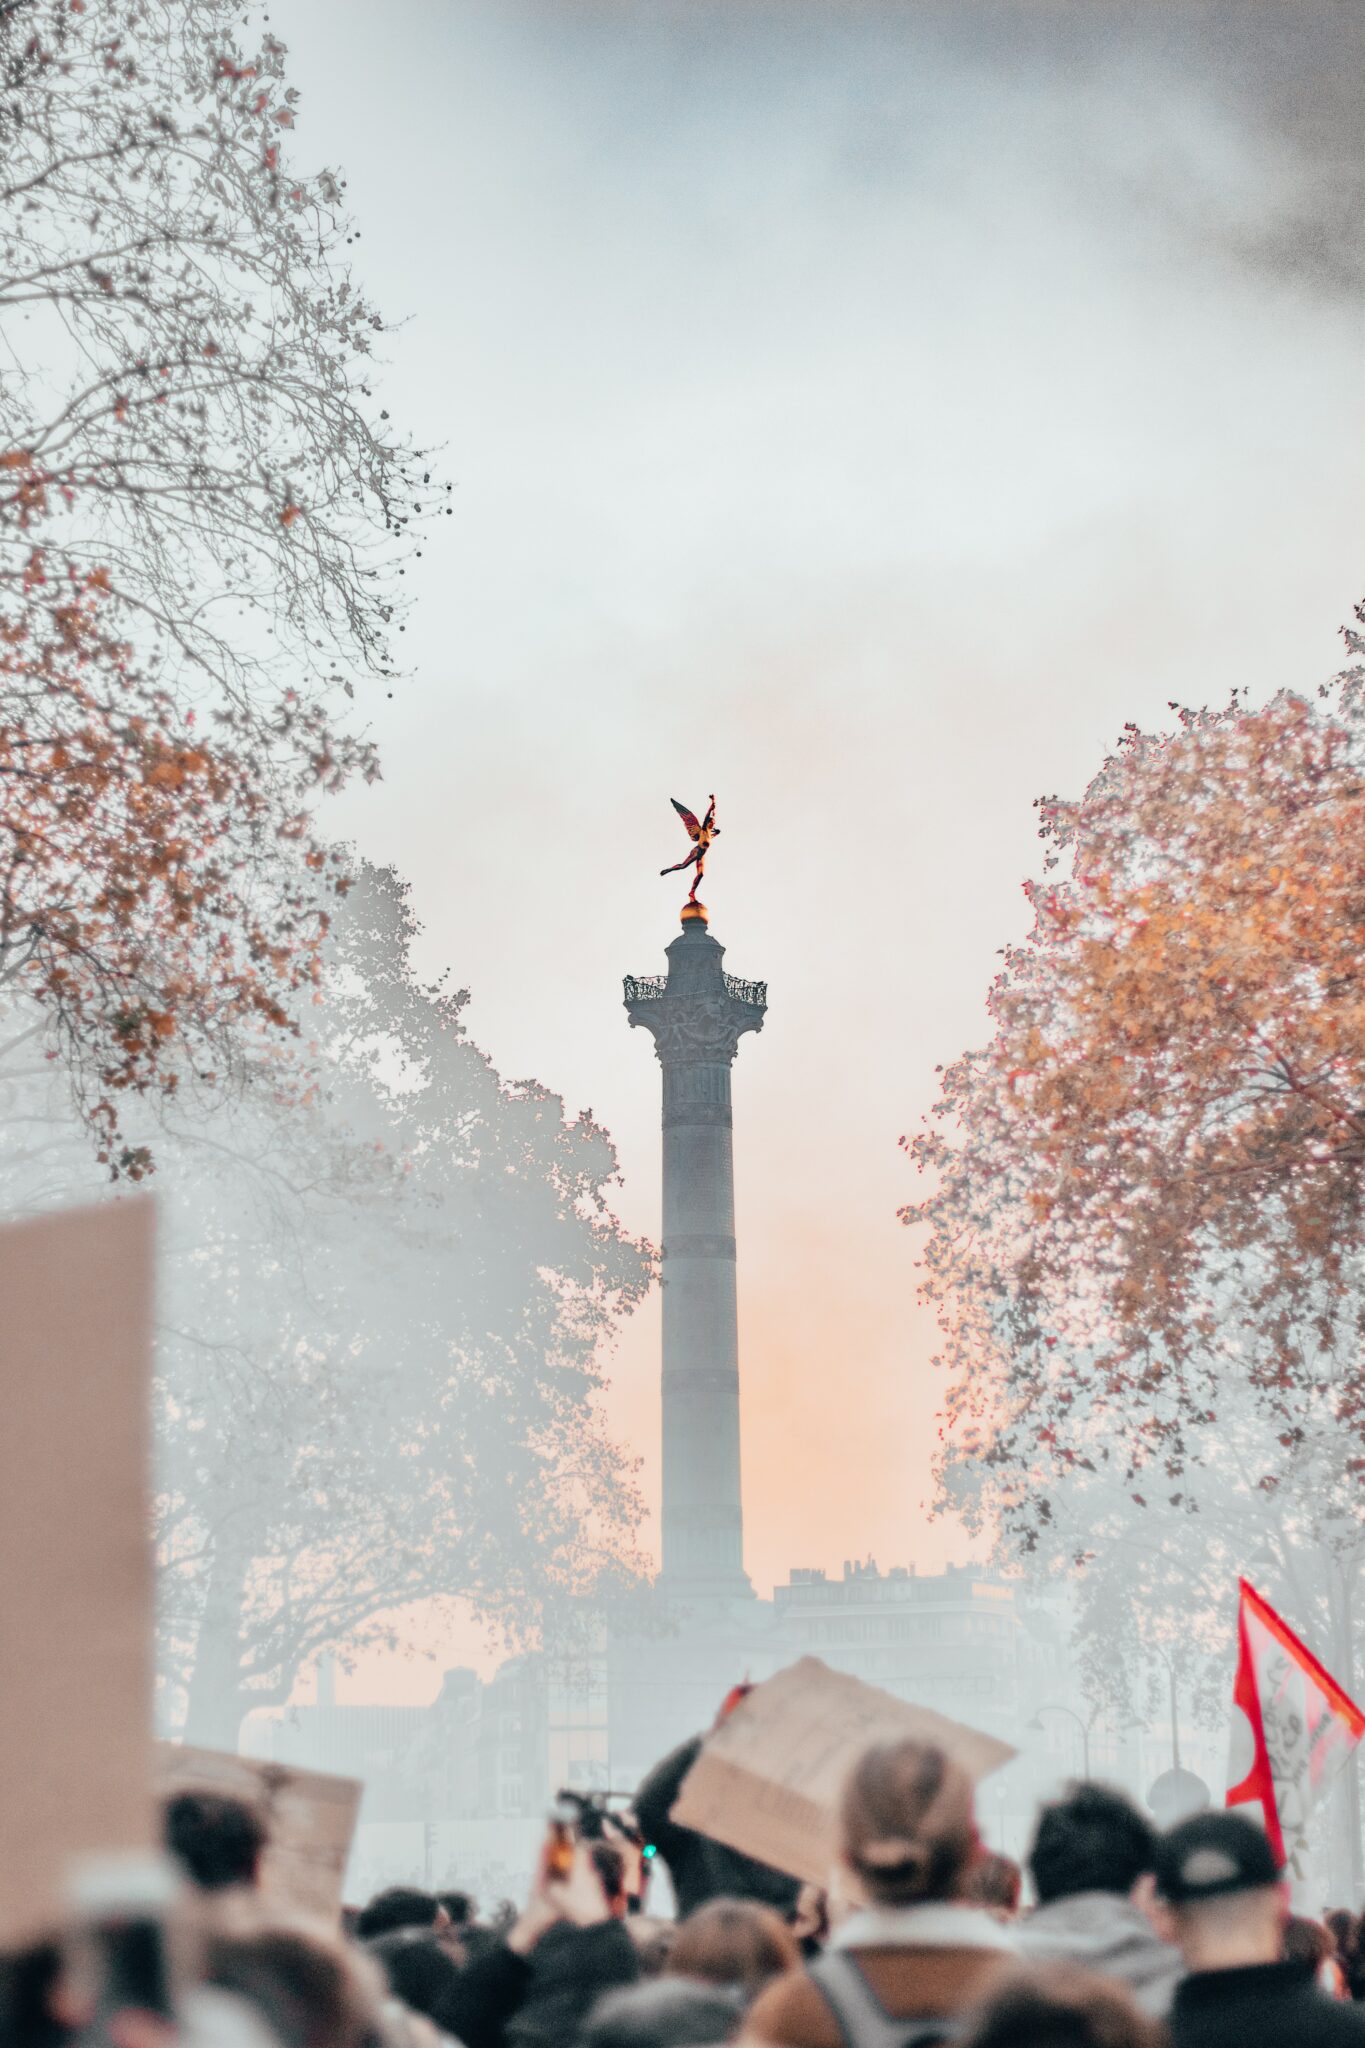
[775,1559,1011,1606]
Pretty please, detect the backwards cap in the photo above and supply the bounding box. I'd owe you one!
[1154,1811,1282,1904]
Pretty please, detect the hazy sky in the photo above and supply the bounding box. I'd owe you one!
[270,0,1363,1699]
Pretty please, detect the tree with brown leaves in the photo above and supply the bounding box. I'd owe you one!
[908,619,1365,1886]
[0,562,353,1171]
[0,0,437,1157]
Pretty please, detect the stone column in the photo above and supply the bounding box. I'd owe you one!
[625,904,766,1605]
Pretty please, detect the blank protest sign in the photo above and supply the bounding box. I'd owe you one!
[155,1744,361,1922]
[672,1655,1017,1886]
[0,1199,156,1948]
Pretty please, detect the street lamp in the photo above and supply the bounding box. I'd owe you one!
[1028,1700,1099,1778]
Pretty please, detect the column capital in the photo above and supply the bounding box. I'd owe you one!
[623,915,766,1064]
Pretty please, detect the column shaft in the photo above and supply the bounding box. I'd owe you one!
[661,1059,743,1585]
[624,913,765,1607]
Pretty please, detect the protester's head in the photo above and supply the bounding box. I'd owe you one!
[1326,1908,1364,1995]
[1028,1785,1158,1906]
[1152,1811,1287,1972]
[1283,1914,1333,1970]
[583,1978,742,2048]
[1347,1930,1365,2000]
[434,1890,474,1929]
[962,1850,1024,1920]
[366,1930,462,2025]
[164,1792,267,1894]
[0,1941,70,2048]
[959,1968,1166,2048]
[629,1918,679,1978]
[355,1887,445,1942]
[1324,1908,1357,1964]
[209,1923,384,2048]
[667,1899,799,2004]
[839,1739,978,1907]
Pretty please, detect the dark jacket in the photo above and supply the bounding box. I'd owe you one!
[503,1920,639,2048]
[635,1735,801,1920]
[439,1939,531,2048]
[1170,1959,1365,2048]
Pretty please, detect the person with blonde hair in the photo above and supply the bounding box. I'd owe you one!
[745,1741,1014,2048]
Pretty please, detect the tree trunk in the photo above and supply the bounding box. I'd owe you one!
[1326,1559,1360,1903]
[1341,1567,1363,1899]
[182,1551,250,1751]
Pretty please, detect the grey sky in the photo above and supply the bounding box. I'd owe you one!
[270,0,1363,1689]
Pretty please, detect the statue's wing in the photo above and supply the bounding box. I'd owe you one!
[670,798,703,841]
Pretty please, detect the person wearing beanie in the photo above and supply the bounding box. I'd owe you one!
[1154,1810,1365,2047]
[745,1740,1015,2047]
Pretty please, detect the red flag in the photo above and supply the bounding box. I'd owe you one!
[1227,1579,1364,1879]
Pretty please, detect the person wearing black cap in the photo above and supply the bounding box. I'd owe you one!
[1154,1810,1365,2046]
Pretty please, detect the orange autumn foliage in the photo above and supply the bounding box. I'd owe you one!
[907,639,1365,1547]
[0,0,437,1170]
[0,563,348,1175]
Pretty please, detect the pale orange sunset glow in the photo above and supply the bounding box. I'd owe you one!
[264,0,1365,1706]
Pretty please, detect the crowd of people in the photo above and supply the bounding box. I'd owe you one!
[7,1700,1365,2048]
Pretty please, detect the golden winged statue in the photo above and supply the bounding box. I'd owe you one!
[660,794,719,906]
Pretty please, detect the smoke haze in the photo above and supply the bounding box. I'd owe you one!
[267,0,1364,1697]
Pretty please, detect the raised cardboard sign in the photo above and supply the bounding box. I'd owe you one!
[671,1655,1016,1886]
[155,1744,361,1921]
[0,1199,157,1948]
